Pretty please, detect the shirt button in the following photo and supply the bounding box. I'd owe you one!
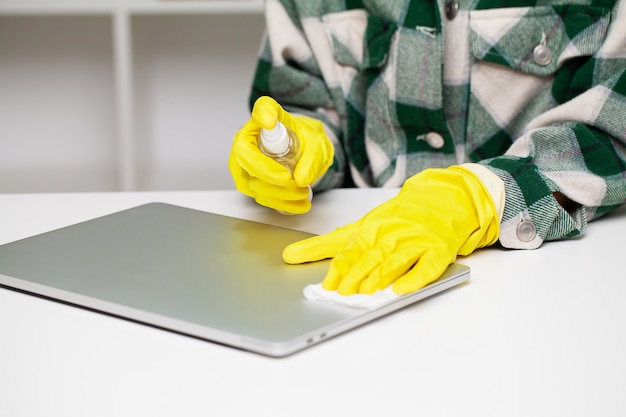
[517,218,537,242]
[533,44,552,66]
[445,0,459,20]
[425,132,445,149]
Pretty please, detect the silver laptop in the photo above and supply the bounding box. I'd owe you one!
[0,203,469,357]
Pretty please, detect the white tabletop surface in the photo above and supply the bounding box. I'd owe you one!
[1,189,625,417]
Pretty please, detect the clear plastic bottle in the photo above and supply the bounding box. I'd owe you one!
[259,121,301,172]
[259,121,312,213]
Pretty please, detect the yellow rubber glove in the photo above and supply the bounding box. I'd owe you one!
[283,166,500,295]
[228,96,334,214]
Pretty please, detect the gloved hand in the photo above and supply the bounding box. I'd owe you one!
[282,166,500,295]
[228,96,334,214]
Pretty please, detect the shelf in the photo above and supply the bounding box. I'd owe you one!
[0,0,263,15]
[0,1,265,192]
[125,0,263,14]
[0,1,113,15]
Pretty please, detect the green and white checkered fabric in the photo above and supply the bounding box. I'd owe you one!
[248,0,626,249]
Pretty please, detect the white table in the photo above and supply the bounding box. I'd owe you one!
[1,190,625,417]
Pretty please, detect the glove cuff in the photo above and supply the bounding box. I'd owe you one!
[448,165,502,254]
[461,163,505,223]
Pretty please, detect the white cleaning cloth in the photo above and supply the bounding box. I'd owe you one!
[303,283,399,310]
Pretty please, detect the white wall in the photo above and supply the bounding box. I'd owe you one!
[0,11,265,193]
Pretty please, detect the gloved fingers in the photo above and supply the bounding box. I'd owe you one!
[248,178,312,201]
[282,225,355,264]
[293,133,334,187]
[324,233,427,295]
[391,252,453,294]
[230,145,308,213]
[321,230,397,294]
[359,246,429,294]
[249,180,309,213]
[329,250,386,295]
[254,194,312,214]
[227,151,254,197]
[232,124,292,186]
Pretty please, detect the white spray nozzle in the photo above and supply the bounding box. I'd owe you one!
[260,122,289,155]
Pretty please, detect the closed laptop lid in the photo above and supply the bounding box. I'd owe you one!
[0,203,469,356]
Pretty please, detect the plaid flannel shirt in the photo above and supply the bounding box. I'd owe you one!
[248,0,626,249]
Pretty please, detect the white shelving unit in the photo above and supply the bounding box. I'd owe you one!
[0,0,265,192]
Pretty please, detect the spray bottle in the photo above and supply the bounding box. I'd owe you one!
[259,121,301,172]
[259,121,312,212]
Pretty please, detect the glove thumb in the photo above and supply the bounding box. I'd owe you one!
[251,96,291,131]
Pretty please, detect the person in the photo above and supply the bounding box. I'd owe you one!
[228,0,626,296]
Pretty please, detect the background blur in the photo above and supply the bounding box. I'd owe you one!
[0,0,265,192]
